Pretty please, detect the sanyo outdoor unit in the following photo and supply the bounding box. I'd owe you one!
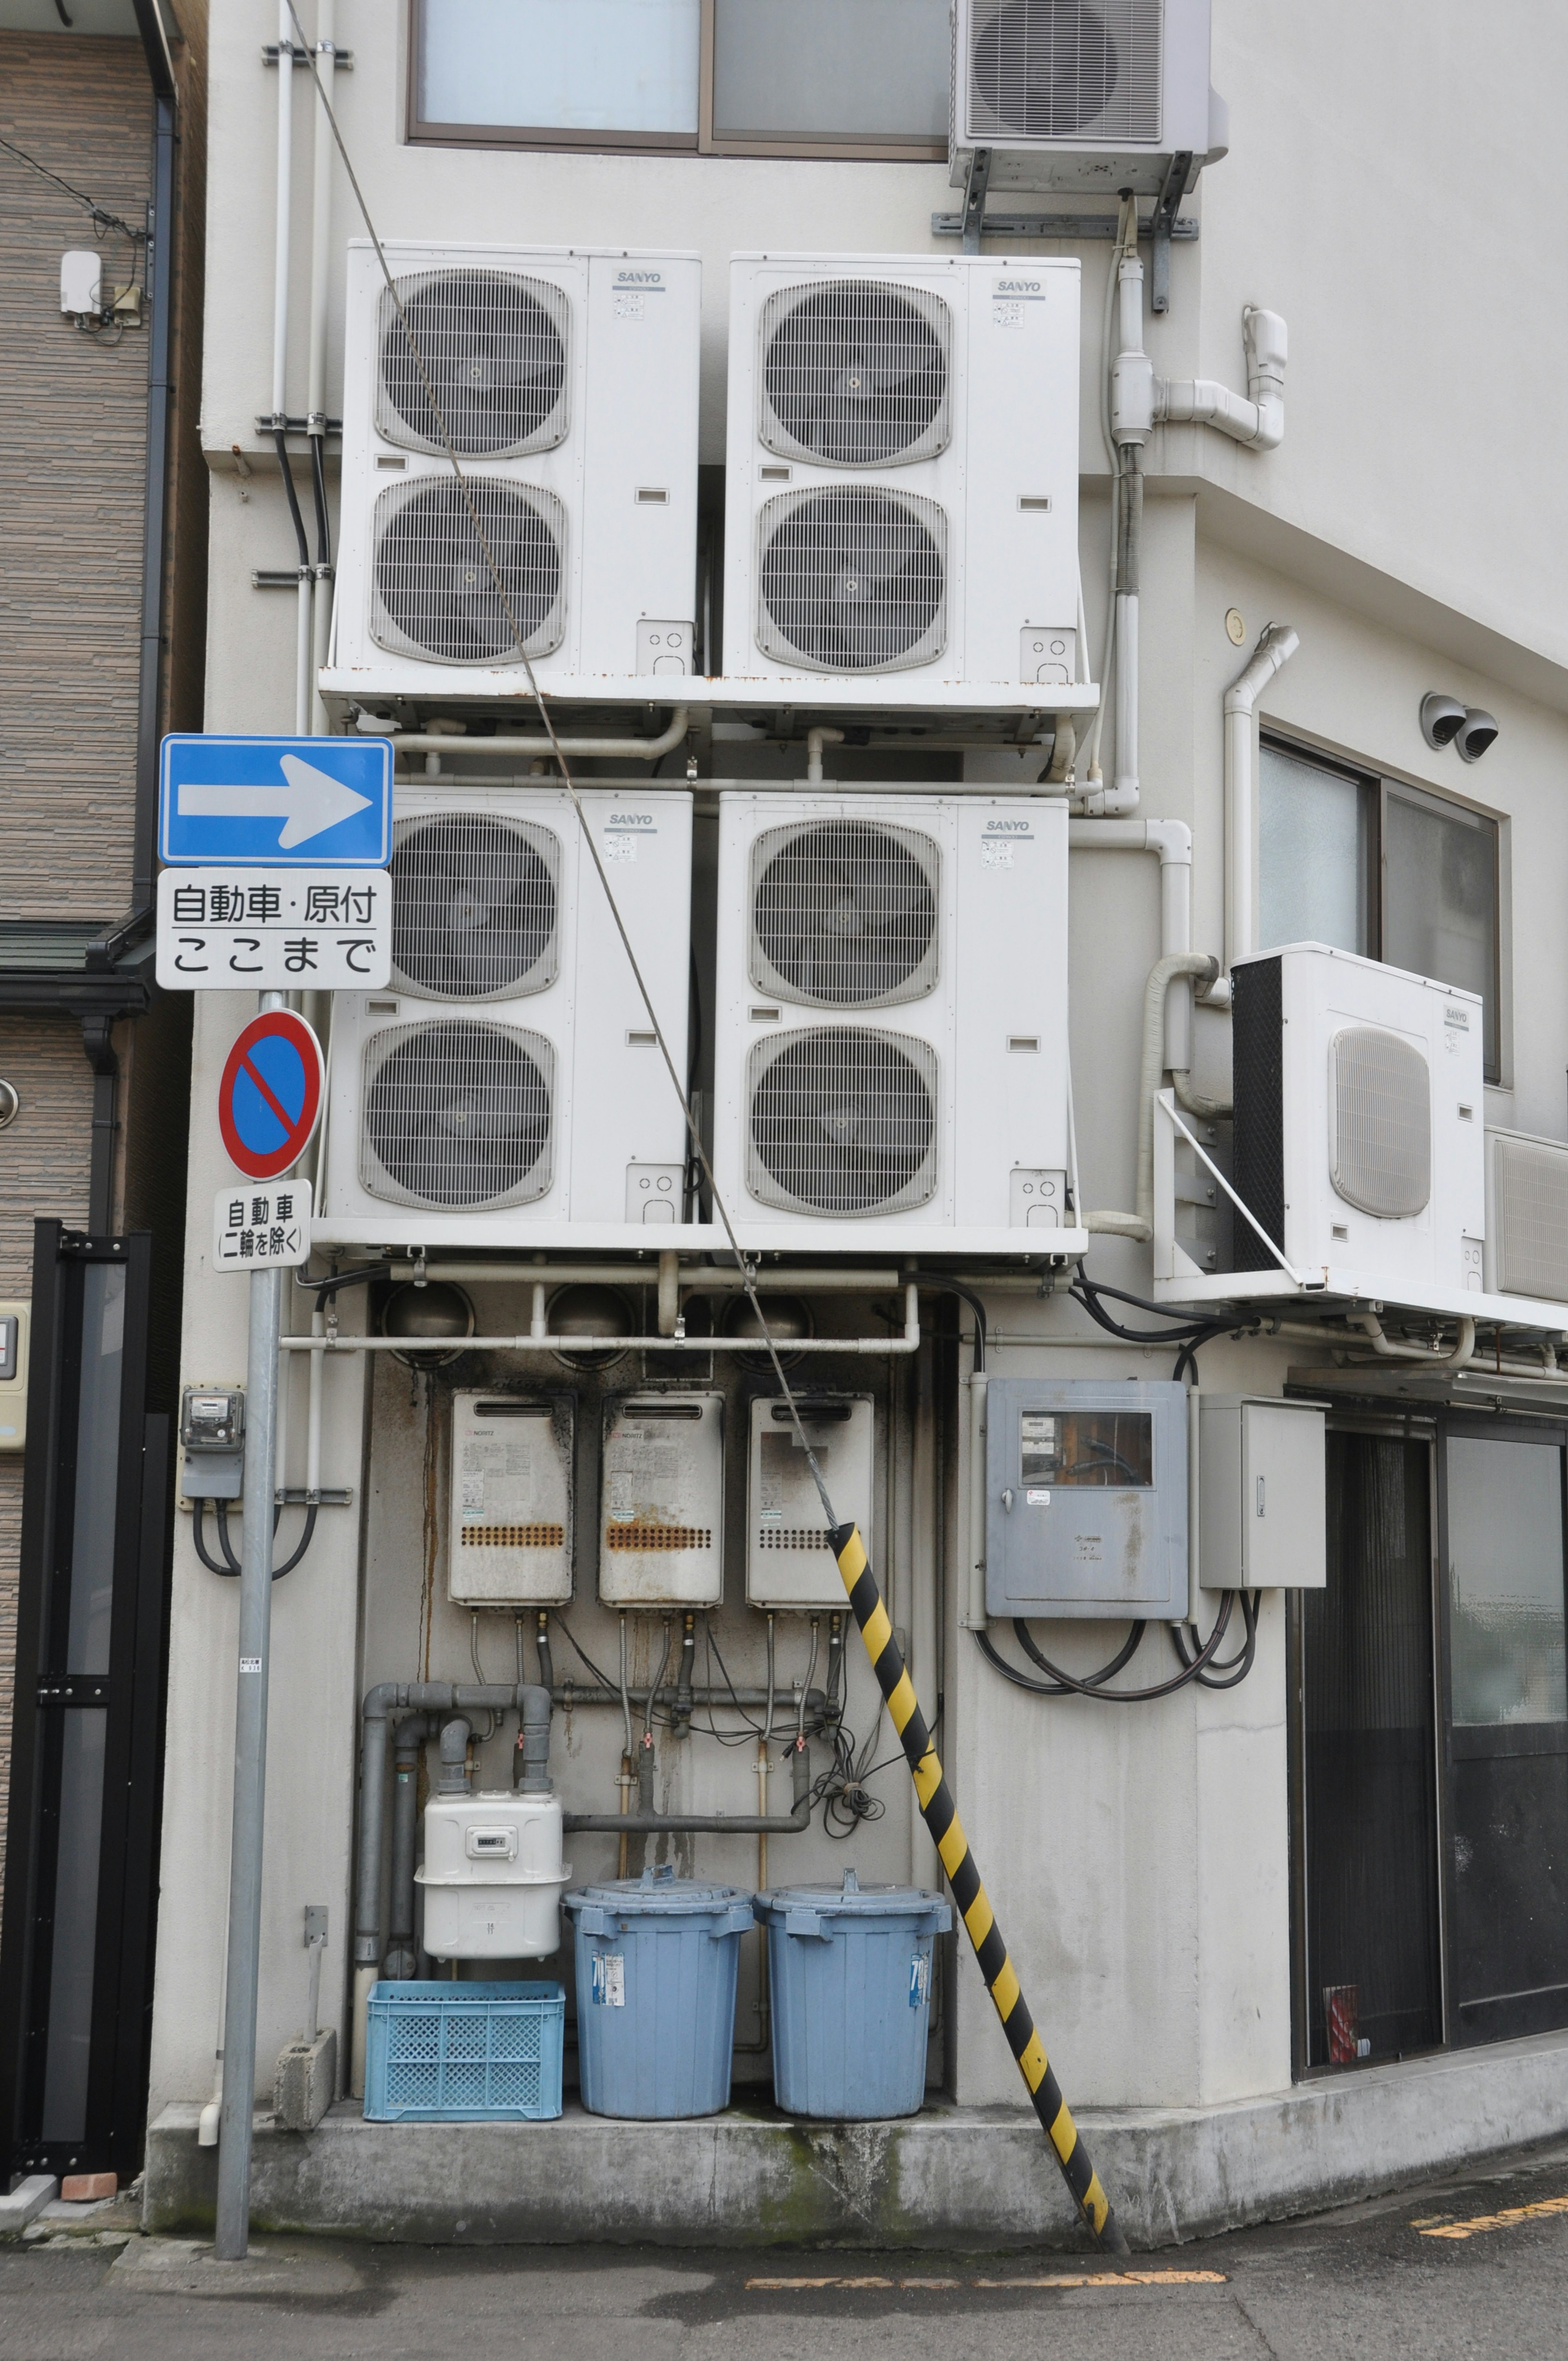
[713,793,1074,1250]
[722,255,1080,699]
[330,242,700,694]
[315,786,690,1247]
[1230,943,1485,1304]
[951,0,1228,195]
[1485,1130,1568,1306]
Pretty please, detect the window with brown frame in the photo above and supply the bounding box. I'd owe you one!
[408,0,951,159]
[1258,736,1502,1084]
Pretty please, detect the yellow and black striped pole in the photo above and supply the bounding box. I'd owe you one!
[833,1520,1129,2256]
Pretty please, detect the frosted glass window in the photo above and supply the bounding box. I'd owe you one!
[419,0,701,136]
[1383,785,1498,1080]
[713,0,949,141]
[41,1709,107,2141]
[1258,744,1369,956]
[1447,1436,1568,1727]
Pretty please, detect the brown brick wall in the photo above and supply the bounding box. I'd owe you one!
[0,34,154,922]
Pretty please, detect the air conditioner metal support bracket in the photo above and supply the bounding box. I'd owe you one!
[959,147,993,254]
[932,203,1198,247]
[1149,152,1193,313]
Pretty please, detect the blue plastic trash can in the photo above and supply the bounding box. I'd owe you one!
[755,1868,951,2119]
[564,1864,755,2119]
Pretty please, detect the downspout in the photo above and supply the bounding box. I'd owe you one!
[81,1017,120,1235]
[270,0,313,734]
[1224,625,1300,973]
[129,10,177,919]
[305,0,336,734]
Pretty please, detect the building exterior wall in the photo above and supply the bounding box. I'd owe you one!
[152,0,1568,2152]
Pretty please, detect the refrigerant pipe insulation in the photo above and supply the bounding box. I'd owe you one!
[832,1519,1127,2254]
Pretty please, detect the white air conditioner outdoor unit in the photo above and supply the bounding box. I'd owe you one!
[722,254,1080,704]
[329,242,701,698]
[712,792,1081,1252]
[1485,1129,1568,1307]
[314,785,691,1248]
[1230,943,1485,1305]
[950,0,1227,195]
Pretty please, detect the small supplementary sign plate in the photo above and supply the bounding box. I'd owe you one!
[213,1178,312,1272]
[156,866,390,990]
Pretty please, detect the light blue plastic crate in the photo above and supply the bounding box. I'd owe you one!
[364,1979,564,2123]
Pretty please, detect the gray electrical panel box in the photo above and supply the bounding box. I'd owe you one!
[1198,1396,1326,1590]
[984,1379,1188,1621]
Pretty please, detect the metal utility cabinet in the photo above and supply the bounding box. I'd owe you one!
[1198,1396,1327,1590]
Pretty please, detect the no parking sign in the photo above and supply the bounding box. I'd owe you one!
[217,1008,325,1181]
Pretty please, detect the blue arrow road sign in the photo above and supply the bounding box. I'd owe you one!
[159,734,392,867]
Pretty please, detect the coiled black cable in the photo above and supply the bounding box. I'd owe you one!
[194,1497,318,1581]
[974,1589,1239,1702]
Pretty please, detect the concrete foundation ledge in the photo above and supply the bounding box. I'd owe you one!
[145,2028,1568,2250]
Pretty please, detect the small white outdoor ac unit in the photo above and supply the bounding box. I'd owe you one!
[712,793,1075,1250]
[950,0,1227,195]
[315,786,691,1247]
[330,241,701,695]
[1485,1129,1568,1306]
[722,255,1080,700]
[1230,943,1485,1304]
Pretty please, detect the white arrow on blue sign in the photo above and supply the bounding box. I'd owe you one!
[159,734,392,867]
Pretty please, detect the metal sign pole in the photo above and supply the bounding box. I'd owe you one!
[214,990,287,2261]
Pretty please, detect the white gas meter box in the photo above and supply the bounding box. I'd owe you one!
[723,254,1080,700]
[713,792,1077,1251]
[1485,1128,1568,1306]
[950,0,1227,196]
[598,1394,724,1606]
[1197,1395,1326,1591]
[416,1791,570,1960]
[315,785,690,1249]
[449,1393,574,1605]
[984,1379,1188,1620]
[1230,943,1485,1305]
[746,1394,875,1610]
[328,240,700,698]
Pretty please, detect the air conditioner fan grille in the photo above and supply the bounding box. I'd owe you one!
[1494,1136,1568,1304]
[376,268,570,458]
[756,487,946,675]
[746,1025,938,1217]
[361,1018,554,1210]
[760,279,951,467]
[390,813,560,1000]
[968,0,1163,143]
[751,819,940,1008]
[1330,1025,1431,1221]
[371,477,566,666]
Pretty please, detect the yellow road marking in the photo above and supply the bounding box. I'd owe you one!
[1417,2192,1568,2240]
[744,2271,1226,2291]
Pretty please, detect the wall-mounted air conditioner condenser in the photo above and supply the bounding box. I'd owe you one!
[713,792,1072,1247]
[746,1395,875,1611]
[1485,1128,1568,1305]
[1230,942,1485,1301]
[723,254,1079,696]
[330,241,700,695]
[316,785,690,1246]
[448,1393,575,1606]
[598,1395,724,1607]
[951,0,1227,196]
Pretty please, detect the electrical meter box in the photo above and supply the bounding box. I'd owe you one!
[450,1393,575,1605]
[0,1302,27,1452]
[984,1379,1188,1621]
[746,1394,875,1611]
[1198,1395,1327,1590]
[598,1394,724,1606]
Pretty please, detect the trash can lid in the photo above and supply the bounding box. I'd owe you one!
[754,1865,951,1923]
[564,1861,753,1916]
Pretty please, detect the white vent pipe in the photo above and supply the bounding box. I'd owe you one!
[271,0,292,425]
[307,0,336,734]
[1157,309,1288,451]
[1223,624,1299,973]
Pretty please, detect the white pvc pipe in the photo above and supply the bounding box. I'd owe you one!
[305,1306,323,1500]
[305,0,334,430]
[806,726,844,784]
[1223,625,1300,973]
[387,710,690,764]
[271,0,293,423]
[964,1368,988,1630]
[1156,308,1288,452]
[1111,590,1139,812]
[295,575,313,735]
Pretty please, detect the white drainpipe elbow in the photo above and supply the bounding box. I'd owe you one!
[1223,624,1300,973]
[1155,306,1287,452]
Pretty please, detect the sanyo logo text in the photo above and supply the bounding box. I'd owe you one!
[617,270,664,286]
[985,820,1031,834]
[995,278,1042,294]
[610,813,655,827]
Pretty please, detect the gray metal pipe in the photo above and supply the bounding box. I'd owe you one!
[437,1717,472,1794]
[565,1740,811,1836]
[516,1684,552,1793]
[385,1713,429,1981]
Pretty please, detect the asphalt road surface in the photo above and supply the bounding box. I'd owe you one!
[3,2137,1567,2359]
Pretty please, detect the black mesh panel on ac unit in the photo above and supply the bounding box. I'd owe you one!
[758,279,951,468]
[755,487,946,675]
[376,268,571,458]
[1231,955,1285,1271]
[390,813,561,1001]
[370,476,566,666]
[749,819,940,1009]
[746,1025,938,1216]
[967,0,1164,144]
[360,1019,554,1210]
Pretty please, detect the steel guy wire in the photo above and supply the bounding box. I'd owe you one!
[285,2,843,1532]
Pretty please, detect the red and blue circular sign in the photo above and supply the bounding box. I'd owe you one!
[218,1009,325,1181]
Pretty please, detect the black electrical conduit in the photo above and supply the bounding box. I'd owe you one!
[191,1496,318,1581]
